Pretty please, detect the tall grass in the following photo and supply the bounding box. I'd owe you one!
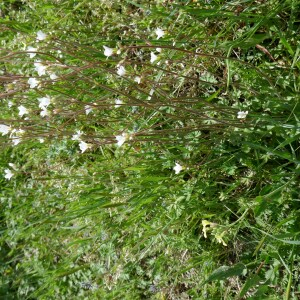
[1,0,300,299]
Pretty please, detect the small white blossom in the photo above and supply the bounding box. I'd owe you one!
[173,163,183,174]
[8,163,18,171]
[39,138,45,143]
[4,169,14,180]
[79,141,91,153]
[10,128,24,146]
[0,124,10,135]
[117,66,126,76]
[85,105,93,115]
[8,101,13,108]
[28,78,39,89]
[156,47,162,53]
[134,76,141,84]
[34,62,47,76]
[18,105,28,117]
[36,30,47,41]
[148,88,155,100]
[115,98,123,108]
[103,46,113,57]
[49,73,58,80]
[155,28,165,39]
[38,96,51,109]
[115,134,127,147]
[150,52,158,63]
[27,46,37,58]
[72,130,83,141]
[40,108,49,117]
[237,111,248,119]
[12,129,24,135]
[12,137,21,146]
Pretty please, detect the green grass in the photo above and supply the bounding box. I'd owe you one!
[1,0,300,299]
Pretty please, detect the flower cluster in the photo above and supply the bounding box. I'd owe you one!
[38,96,51,117]
[202,220,227,246]
[26,31,58,88]
[71,130,92,153]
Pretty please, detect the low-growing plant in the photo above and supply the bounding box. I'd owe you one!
[1,0,300,299]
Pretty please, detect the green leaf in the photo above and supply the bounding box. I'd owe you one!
[0,19,32,33]
[252,227,300,245]
[239,274,261,298]
[101,202,127,208]
[124,166,147,171]
[243,142,300,165]
[250,284,269,298]
[205,263,246,283]
[280,36,294,56]
[141,176,168,182]
[254,196,268,217]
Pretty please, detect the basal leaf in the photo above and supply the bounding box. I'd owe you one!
[205,263,246,283]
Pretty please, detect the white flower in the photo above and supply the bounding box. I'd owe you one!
[156,47,162,53]
[40,108,49,117]
[27,46,37,58]
[237,111,248,119]
[28,78,39,89]
[173,163,183,174]
[79,141,91,153]
[8,101,13,108]
[155,28,165,39]
[39,138,45,143]
[10,129,24,146]
[103,46,113,57]
[13,129,24,135]
[18,105,28,117]
[150,52,158,63]
[115,98,123,108]
[38,96,51,109]
[0,124,10,135]
[115,133,127,147]
[10,128,24,136]
[34,62,47,76]
[117,65,126,76]
[36,30,47,41]
[85,105,93,115]
[72,130,83,141]
[147,88,155,100]
[12,137,21,146]
[4,169,14,180]
[134,76,141,84]
[49,73,58,80]
[8,163,18,171]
